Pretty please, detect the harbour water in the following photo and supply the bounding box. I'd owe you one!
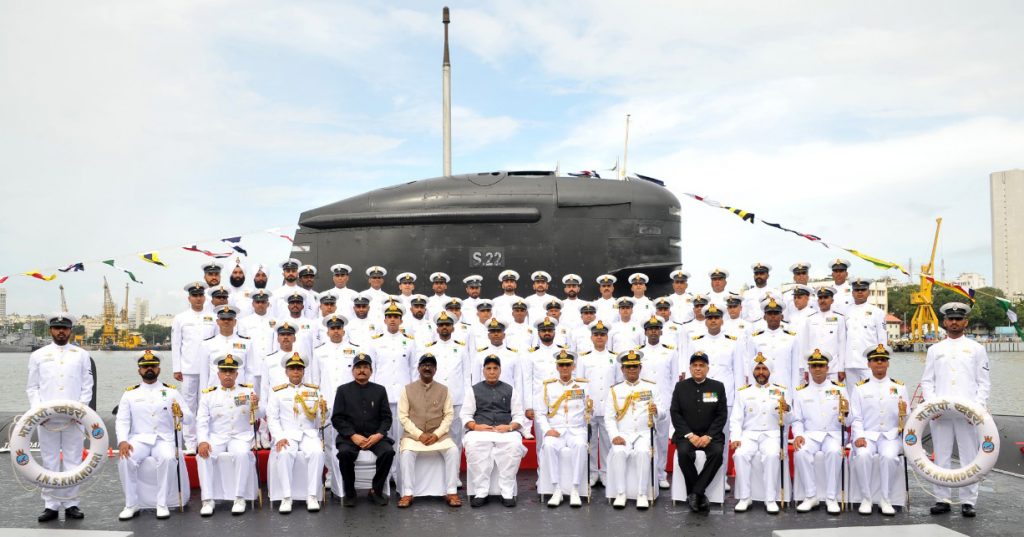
[2,350,1022,416]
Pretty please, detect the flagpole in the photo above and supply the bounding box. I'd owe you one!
[620,114,631,180]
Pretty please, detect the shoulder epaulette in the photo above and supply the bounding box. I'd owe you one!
[662,343,675,350]
[738,384,751,391]
[641,379,656,384]
[125,384,140,392]
[507,347,518,353]
[425,341,437,347]
[204,335,215,341]
[303,383,319,389]
[404,333,414,340]
[856,379,869,386]
[575,377,589,382]
[240,383,253,388]
[752,330,765,336]
[557,344,568,349]
[796,383,808,391]
[314,343,325,349]
[476,346,488,352]
[691,334,704,340]
[832,381,845,387]
[266,350,278,357]
[371,334,383,339]
[892,378,904,386]
[543,378,558,384]
[238,335,250,339]
[580,351,592,356]
[273,383,288,392]
[529,346,539,352]
[725,334,737,340]
[784,329,796,336]
[454,339,466,346]
[202,386,217,394]
[772,382,787,389]
[163,382,177,389]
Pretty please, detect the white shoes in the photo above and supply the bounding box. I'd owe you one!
[613,494,627,509]
[118,506,138,521]
[307,496,320,512]
[589,474,599,488]
[232,498,246,515]
[859,500,873,515]
[155,505,170,519]
[826,500,841,514]
[522,430,535,440]
[636,494,650,510]
[569,489,582,507]
[765,501,779,514]
[796,498,819,512]
[880,500,895,516]
[734,499,751,512]
[279,498,292,514]
[547,489,563,507]
[200,500,215,517]
[658,479,671,490]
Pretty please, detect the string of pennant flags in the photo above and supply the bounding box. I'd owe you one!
[0,226,296,285]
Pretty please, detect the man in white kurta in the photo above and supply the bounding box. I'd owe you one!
[396,354,461,507]
[196,354,260,516]
[26,313,94,522]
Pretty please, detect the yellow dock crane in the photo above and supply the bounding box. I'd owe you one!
[909,218,942,342]
[116,283,144,349]
[100,277,118,347]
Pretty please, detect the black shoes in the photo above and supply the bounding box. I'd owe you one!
[369,490,389,506]
[962,504,976,518]
[501,497,516,508]
[38,509,59,523]
[342,495,356,507]
[930,502,952,515]
[686,493,699,511]
[470,496,487,508]
[698,494,710,512]
[65,506,84,519]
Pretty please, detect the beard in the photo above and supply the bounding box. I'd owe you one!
[284,274,298,283]
[142,370,158,381]
[230,275,245,287]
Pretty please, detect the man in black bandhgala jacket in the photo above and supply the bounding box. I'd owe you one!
[670,351,728,512]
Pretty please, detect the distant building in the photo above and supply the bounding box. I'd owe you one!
[0,287,6,319]
[953,272,987,290]
[885,313,903,341]
[991,169,1024,296]
[149,314,174,328]
[130,298,150,329]
[80,315,104,337]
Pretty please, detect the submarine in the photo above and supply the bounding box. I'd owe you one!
[292,170,682,300]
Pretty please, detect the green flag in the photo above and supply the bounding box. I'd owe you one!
[995,297,1023,338]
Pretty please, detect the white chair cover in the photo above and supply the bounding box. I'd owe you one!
[670,449,726,505]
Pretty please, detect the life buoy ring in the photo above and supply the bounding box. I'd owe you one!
[9,400,109,489]
[903,397,999,487]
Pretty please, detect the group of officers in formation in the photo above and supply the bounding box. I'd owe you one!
[25,256,991,523]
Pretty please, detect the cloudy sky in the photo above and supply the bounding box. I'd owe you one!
[1,0,1022,316]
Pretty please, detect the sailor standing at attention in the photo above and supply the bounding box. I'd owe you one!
[525,271,554,324]
[27,313,94,522]
[172,281,216,451]
[920,302,990,518]
[196,354,261,516]
[828,258,854,315]
[593,274,619,324]
[491,270,522,323]
[363,266,390,319]
[627,273,654,321]
[668,269,695,324]
[425,272,451,319]
[706,268,732,306]
[116,351,193,521]
[323,264,357,321]
[577,320,619,487]
[742,263,779,323]
[560,274,585,329]
[461,275,485,324]
[843,277,886,387]
[369,300,416,480]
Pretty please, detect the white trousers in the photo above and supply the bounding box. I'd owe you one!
[118,440,176,508]
[853,437,901,501]
[275,437,324,499]
[734,434,783,501]
[400,447,460,496]
[542,430,587,487]
[608,435,653,496]
[654,415,669,482]
[931,415,980,504]
[464,431,524,499]
[38,420,84,509]
[588,419,611,481]
[198,439,252,500]
[388,402,401,478]
[449,405,463,449]
[795,435,842,500]
[180,374,200,449]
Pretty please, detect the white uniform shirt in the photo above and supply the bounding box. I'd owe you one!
[850,376,908,442]
[505,320,534,352]
[421,337,470,406]
[197,383,260,445]
[560,298,585,329]
[593,297,618,324]
[750,327,801,396]
[522,343,564,411]
[636,342,678,408]
[491,293,521,324]
[682,332,746,407]
[26,343,93,408]
[669,292,695,323]
[313,339,365,410]
[115,382,192,445]
[266,382,324,443]
[198,332,254,389]
[171,309,216,374]
[346,315,382,346]
[237,313,278,368]
[534,378,589,436]
[799,311,847,378]
[831,282,853,315]
[608,319,643,353]
[844,303,886,370]
[920,336,991,406]
[742,286,779,323]
[426,294,451,320]
[730,382,790,440]
[630,297,655,323]
[791,379,847,442]
[524,293,552,325]
[369,330,417,404]
[323,287,358,320]
[604,380,664,441]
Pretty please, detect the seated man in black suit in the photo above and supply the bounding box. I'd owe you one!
[670,351,729,512]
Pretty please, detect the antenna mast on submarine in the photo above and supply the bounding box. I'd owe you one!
[442,7,452,176]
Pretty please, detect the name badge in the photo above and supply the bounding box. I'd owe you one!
[703,392,718,403]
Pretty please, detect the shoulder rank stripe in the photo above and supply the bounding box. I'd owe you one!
[575,377,589,382]
[202,386,217,393]
[372,334,383,339]
[162,382,177,389]
[856,379,869,386]
[272,383,288,392]
[125,384,140,391]
[303,383,319,389]
[738,384,751,391]
[892,378,904,385]
[725,334,737,340]
[832,380,845,387]
[784,329,796,336]
[691,334,704,340]
[752,330,765,336]
[240,383,253,388]
[454,340,466,346]
[796,383,808,391]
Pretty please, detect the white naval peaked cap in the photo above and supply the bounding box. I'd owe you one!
[789,262,811,272]
[298,264,317,275]
[616,296,635,307]
[791,284,814,295]
[396,272,417,283]
[352,291,374,304]
[330,263,352,274]
[280,258,301,270]
[47,312,77,327]
[382,300,405,316]
[499,269,520,281]
[544,297,563,309]
[201,261,224,272]
[429,272,450,283]
[561,273,582,285]
[751,262,772,272]
[444,297,463,309]
[708,267,730,278]
[463,274,483,285]
[535,316,559,329]
[475,298,494,310]
[701,301,726,316]
[815,284,838,296]
[322,313,348,328]
[531,270,552,282]
[653,296,673,309]
[365,265,387,277]
[939,302,972,318]
[829,258,852,270]
[628,272,649,284]
[670,269,691,281]
[432,310,456,324]
[184,281,208,293]
[596,274,617,285]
